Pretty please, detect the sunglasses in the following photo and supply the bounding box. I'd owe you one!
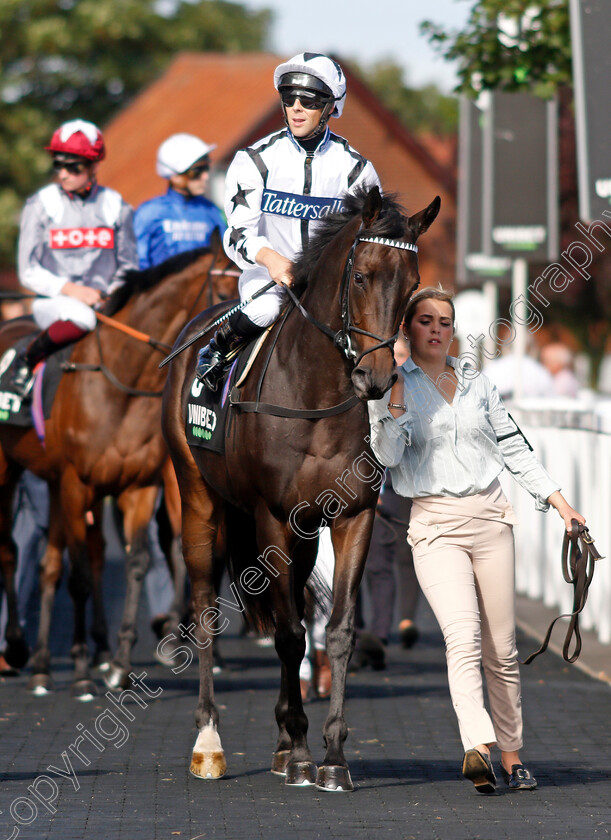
[280,90,331,111]
[183,162,210,179]
[52,159,88,175]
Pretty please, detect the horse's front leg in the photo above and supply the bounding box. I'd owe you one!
[87,502,112,672]
[105,485,159,691]
[0,466,29,671]
[61,471,99,700]
[27,493,65,695]
[259,520,318,787]
[318,509,376,792]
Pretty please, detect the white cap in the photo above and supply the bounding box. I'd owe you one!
[273,53,346,118]
[156,133,216,178]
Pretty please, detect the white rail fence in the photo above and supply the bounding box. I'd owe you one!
[499,397,611,646]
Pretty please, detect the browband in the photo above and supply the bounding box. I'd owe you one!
[357,235,418,253]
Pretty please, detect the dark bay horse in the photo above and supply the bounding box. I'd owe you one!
[162,186,440,790]
[0,235,238,698]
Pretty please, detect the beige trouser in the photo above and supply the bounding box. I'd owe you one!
[408,483,523,752]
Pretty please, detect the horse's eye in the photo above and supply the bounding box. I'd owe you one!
[353,272,365,286]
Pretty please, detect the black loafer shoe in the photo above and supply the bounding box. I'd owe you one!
[500,763,537,790]
[462,748,497,793]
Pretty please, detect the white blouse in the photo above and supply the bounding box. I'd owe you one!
[368,357,559,511]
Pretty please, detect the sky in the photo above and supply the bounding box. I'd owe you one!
[238,0,473,93]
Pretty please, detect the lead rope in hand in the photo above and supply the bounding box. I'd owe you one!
[522,520,604,665]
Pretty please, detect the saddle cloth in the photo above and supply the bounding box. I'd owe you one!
[185,329,269,454]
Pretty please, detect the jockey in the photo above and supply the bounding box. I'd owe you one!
[195,52,381,391]
[134,133,227,270]
[11,119,138,396]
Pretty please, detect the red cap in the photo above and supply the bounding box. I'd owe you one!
[46,119,105,161]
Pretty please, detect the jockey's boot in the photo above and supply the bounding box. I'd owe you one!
[196,318,259,392]
[10,329,57,398]
[10,321,88,398]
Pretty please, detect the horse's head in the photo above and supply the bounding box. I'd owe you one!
[346,187,441,401]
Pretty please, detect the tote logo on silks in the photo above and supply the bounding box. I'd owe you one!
[262,190,344,221]
[49,227,115,249]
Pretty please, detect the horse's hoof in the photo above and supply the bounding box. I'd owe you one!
[270,750,290,776]
[27,673,53,696]
[71,680,98,702]
[103,663,130,691]
[5,638,30,670]
[316,765,354,792]
[285,761,318,787]
[190,751,227,779]
[93,651,112,672]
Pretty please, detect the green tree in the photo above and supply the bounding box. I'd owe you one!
[421,0,611,388]
[0,0,270,269]
[421,0,571,98]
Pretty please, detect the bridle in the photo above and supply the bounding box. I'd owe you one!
[283,230,419,367]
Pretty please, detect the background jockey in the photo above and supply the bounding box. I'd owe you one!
[11,119,138,396]
[196,51,382,391]
[134,133,227,270]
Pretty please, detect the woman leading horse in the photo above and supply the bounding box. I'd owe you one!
[162,186,440,791]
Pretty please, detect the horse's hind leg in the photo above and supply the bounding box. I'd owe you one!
[180,477,226,780]
[27,491,65,695]
[105,485,159,691]
[0,460,29,670]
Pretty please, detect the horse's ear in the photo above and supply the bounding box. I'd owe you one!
[209,226,223,255]
[361,185,382,229]
[408,196,441,240]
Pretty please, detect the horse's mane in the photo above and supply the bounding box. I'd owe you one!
[104,247,210,316]
[292,187,409,288]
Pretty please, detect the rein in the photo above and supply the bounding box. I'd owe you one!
[66,254,238,397]
[94,311,172,354]
[282,232,418,366]
[521,520,604,665]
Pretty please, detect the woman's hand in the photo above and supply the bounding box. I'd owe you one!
[547,490,586,532]
[255,248,294,287]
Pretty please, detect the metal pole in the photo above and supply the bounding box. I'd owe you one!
[511,258,528,401]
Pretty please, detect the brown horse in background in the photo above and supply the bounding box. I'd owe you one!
[162,187,440,790]
[0,234,238,698]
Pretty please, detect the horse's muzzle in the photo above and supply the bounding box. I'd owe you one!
[351,366,397,401]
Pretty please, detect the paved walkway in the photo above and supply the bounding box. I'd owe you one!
[1,524,610,840]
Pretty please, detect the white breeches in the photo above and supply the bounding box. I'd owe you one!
[238,269,287,328]
[31,296,97,331]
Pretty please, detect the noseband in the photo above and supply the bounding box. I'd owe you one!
[284,231,419,366]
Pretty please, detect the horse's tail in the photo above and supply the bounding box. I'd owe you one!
[224,503,276,636]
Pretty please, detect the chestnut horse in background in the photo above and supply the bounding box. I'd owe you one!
[0,234,238,698]
[162,187,440,791]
